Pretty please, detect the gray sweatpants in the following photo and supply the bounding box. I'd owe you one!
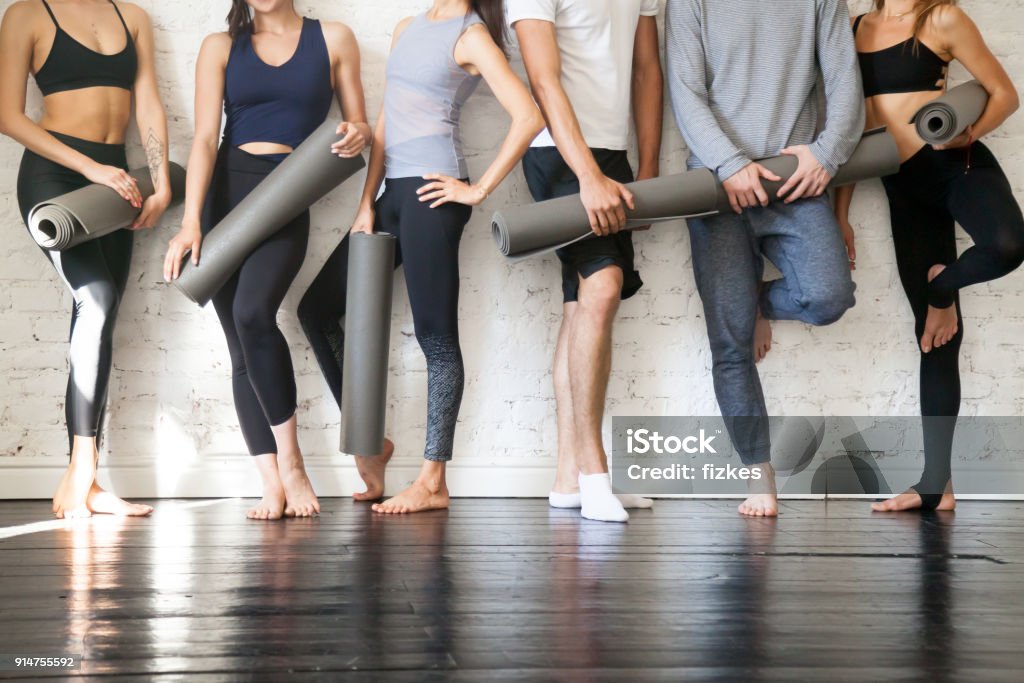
[688,195,856,464]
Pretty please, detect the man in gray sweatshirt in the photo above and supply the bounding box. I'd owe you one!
[665,0,865,516]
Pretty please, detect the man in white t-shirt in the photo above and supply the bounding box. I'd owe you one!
[508,0,663,522]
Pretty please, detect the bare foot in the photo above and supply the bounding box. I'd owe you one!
[373,463,449,514]
[738,462,778,517]
[52,459,96,519]
[278,453,320,518]
[921,265,959,354]
[86,483,153,516]
[353,439,395,502]
[247,482,286,521]
[754,309,773,363]
[871,481,956,512]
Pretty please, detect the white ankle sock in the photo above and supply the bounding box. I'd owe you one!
[578,473,628,522]
[549,490,653,509]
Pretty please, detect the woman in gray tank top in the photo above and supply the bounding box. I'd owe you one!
[298,1,543,512]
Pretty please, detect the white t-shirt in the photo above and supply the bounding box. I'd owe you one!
[507,0,660,150]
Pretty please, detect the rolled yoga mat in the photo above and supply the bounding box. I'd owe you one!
[339,232,396,457]
[492,129,901,259]
[173,120,367,306]
[911,80,988,145]
[28,163,187,250]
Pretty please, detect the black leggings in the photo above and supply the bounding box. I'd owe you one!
[17,132,133,454]
[299,177,471,462]
[203,147,309,456]
[882,142,1024,501]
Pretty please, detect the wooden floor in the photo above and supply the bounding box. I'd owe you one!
[0,498,1023,682]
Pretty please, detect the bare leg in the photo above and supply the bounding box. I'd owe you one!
[738,462,778,517]
[353,438,395,502]
[53,437,98,519]
[920,265,960,354]
[871,479,956,512]
[247,453,286,520]
[271,416,320,518]
[552,303,580,494]
[753,306,773,364]
[569,270,620,476]
[372,460,449,514]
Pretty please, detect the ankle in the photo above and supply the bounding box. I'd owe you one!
[416,462,447,492]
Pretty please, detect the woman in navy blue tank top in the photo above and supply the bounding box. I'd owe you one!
[162,1,371,520]
[298,1,544,513]
[1,1,173,519]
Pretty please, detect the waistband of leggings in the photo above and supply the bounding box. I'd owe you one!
[45,130,127,165]
[218,144,288,173]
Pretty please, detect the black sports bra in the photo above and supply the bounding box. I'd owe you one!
[34,0,137,96]
[853,14,949,98]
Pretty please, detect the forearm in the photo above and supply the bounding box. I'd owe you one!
[475,111,543,196]
[632,64,663,178]
[969,87,1020,141]
[181,138,218,227]
[833,184,855,223]
[532,78,603,182]
[136,101,172,195]
[0,112,96,174]
[359,116,387,208]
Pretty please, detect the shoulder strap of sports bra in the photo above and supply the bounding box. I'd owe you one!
[108,1,130,36]
[39,0,58,27]
[852,14,864,35]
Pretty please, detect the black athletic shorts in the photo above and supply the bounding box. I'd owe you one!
[522,146,643,303]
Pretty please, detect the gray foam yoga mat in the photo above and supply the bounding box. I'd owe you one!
[28,163,187,250]
[339,232,396,457]
[911,80,988,145]
[493,130,900,259]
[174,120,367,305]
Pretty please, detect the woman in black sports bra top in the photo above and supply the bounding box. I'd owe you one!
[835,1,1022,514]
[0,0,174,519]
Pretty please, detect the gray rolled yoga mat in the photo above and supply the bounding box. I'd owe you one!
[28,163,187,250]
[911,80,988,145]
[339,232,396,457]
[493,130,900,259]
[173,120,367,306]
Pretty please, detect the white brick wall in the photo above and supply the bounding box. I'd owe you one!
[1,1,1022,497]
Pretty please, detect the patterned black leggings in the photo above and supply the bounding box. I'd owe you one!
[299,177,471,462]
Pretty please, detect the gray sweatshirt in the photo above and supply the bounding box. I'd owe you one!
[665,0,865,181]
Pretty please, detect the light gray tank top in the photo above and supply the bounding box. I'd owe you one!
[384,12,484,179]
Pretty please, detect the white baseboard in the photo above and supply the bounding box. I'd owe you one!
[3,457,1023,500]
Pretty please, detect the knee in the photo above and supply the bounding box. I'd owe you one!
[995,234,1024,274]
[78,283,121,329]
[232,299,275,340]
[800,286,856,326]
[577,268,622,321]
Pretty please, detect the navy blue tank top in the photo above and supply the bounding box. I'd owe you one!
[222,17,334,150]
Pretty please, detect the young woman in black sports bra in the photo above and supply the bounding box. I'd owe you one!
[0,0,173,519]
[835,0,1022,512]
[162,1,371,520]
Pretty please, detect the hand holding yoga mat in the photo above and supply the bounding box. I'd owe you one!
[28,163,187,250]
[340,232,396,457]
[173,119,367,306]
[492,130,901,259]
[911,80,989,145]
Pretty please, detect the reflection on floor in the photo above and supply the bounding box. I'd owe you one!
[0,499,1022,682]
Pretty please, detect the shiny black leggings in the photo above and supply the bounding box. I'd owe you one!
[299,177,471,462]
[204,147,309,456]
[17,132,132,454]
[882,143,1024,502]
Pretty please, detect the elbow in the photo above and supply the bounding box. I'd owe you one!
[1006,88,1020,117]
[521,108,546,139]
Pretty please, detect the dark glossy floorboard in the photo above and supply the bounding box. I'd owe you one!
[0,498,1022,681]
